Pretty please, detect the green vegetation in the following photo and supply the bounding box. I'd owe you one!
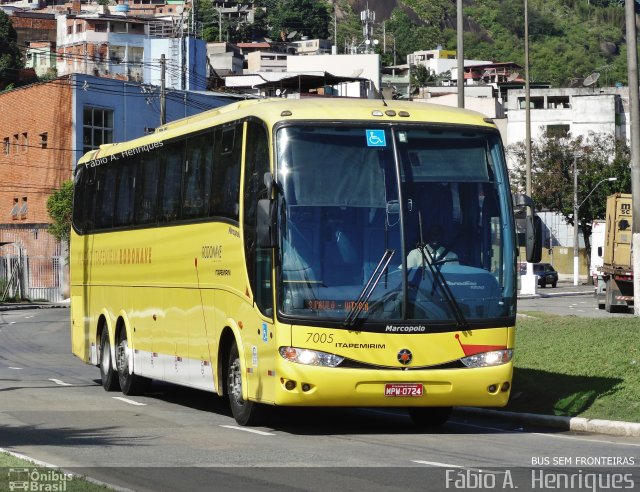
[339,0,631,87]
[0,10,23,84]
[0,452,108,491]
[46,180,74,245]
[509,132,631,256]
[508,313,640,422]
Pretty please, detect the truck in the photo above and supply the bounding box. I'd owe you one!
[596,193,633,312]
[590,219,605,285]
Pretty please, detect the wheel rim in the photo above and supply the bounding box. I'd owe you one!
[228,357,244,406]
[101,338,110,372]
[116,337,128,374]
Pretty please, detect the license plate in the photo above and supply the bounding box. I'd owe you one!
[384,383,424,397]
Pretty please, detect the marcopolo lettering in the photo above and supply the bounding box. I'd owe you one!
[385,325,427,333]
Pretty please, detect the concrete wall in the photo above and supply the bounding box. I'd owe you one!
[287,53,381,90]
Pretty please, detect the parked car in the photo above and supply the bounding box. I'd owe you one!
[519,262,559,288]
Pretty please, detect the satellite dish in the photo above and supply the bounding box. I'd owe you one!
[264,37,272,43]
[287,31,298,39]
[176,5,183,13]
[351,68,364,78]
[507,72,520,81]
[583,72,600,87]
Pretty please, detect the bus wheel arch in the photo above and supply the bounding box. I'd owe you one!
[114,316,150,396]
[218,326,270,426]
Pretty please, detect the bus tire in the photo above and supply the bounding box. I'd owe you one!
[116,328,150,396]
[99,329,120,392]
[227,341,270,426]
[408,407,452,428]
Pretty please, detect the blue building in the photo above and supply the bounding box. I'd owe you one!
[71,73,240,167]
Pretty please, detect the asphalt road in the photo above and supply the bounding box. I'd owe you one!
[517,281,635,317]
[0,308,638,491]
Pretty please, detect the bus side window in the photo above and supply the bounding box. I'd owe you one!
[73,166,97,233]
[94,163,116,230]
[135,152,159,225]
[183,131,214,219]
[243,120,272,316]
[114,158,136,227]
[212,125,242,221]
[158,140,184,223]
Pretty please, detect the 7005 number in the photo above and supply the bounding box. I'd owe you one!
[306,332,334,344]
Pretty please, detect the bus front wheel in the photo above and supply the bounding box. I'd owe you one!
[227,341,270,426]
[116,329,150,396]
[99,330,120,392]
[408,407,452,428]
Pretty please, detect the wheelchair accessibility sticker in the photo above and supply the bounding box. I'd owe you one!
[366,129,386,147]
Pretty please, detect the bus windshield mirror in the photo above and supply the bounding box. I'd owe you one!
[343,249,395,327]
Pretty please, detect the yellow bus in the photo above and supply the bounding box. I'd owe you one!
[70,98,539,426]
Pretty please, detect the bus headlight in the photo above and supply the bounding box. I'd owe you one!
[460,349,513,368]
[279,347,344,367]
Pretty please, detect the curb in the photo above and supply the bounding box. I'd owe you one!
[0,303,69,311]
[454,407,640,437]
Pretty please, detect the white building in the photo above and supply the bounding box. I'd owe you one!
[287,53,380,95]
[206,42,243,76]
[410,48,491,78]
[505,87,628,148]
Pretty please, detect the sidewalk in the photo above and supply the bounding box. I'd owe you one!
[0,299,69,311]
[517,279,594,299]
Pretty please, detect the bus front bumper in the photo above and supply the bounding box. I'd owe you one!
[270,360,513,408]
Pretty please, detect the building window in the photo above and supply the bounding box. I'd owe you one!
[546,124,570,138]
[22,132,28,152]
[518,97,544,109]
[3,137,9,155]
[13,134,19,153]
[547,96,570,109]
[76,23,84,33]
[83,107,114,154]
[94,23,108,32]
[67,25,73,35]
[19,197,28,219]
[40,132,48,149]
[10,198,19,220]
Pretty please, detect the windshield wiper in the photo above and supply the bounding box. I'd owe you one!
[417,245,469,329]
[343,249,395,327]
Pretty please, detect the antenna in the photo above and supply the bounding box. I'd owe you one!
[583,72,600,87]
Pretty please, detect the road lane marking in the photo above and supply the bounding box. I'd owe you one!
[412,460,463,468]
[112,396,147,406]
[24,316,34,319]
[220,425,275,436]
[49,378,72,386]
[8,367,22,370]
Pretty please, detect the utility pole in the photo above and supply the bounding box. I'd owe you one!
[625,0,640,315]
[456,0,464,108]
[160,53,166,125]
[573,155,580,286]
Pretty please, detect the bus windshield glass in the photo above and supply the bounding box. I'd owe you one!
[276,125,515,329]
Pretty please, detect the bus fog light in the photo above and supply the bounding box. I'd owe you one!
[488,384,498,393]
[301,383,311,392]
[501,382,511,392]
[284,380,296,390]
[279,347,344,367]
[460,349,513,368]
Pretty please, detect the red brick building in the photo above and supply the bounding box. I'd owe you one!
[0,77,72,301]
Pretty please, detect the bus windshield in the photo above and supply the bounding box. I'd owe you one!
[276,125,516,329]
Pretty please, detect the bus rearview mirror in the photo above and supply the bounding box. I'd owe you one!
[257,199,276,248]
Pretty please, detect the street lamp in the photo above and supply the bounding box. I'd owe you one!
[573,161,617,286]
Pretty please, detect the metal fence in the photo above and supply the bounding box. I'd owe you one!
[0,227,65,303]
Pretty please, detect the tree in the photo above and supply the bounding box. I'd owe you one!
[0,10,22,80]
[47,180,74,245]
[266,0,331,41]
[508,132,630,263]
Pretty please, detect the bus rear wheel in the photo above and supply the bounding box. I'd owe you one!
[408,407,452,428]
[227,341,270,426]
[116,329,150,396]
[99,330,120,392]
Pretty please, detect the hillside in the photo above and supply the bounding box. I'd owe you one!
[339,0,630,87]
